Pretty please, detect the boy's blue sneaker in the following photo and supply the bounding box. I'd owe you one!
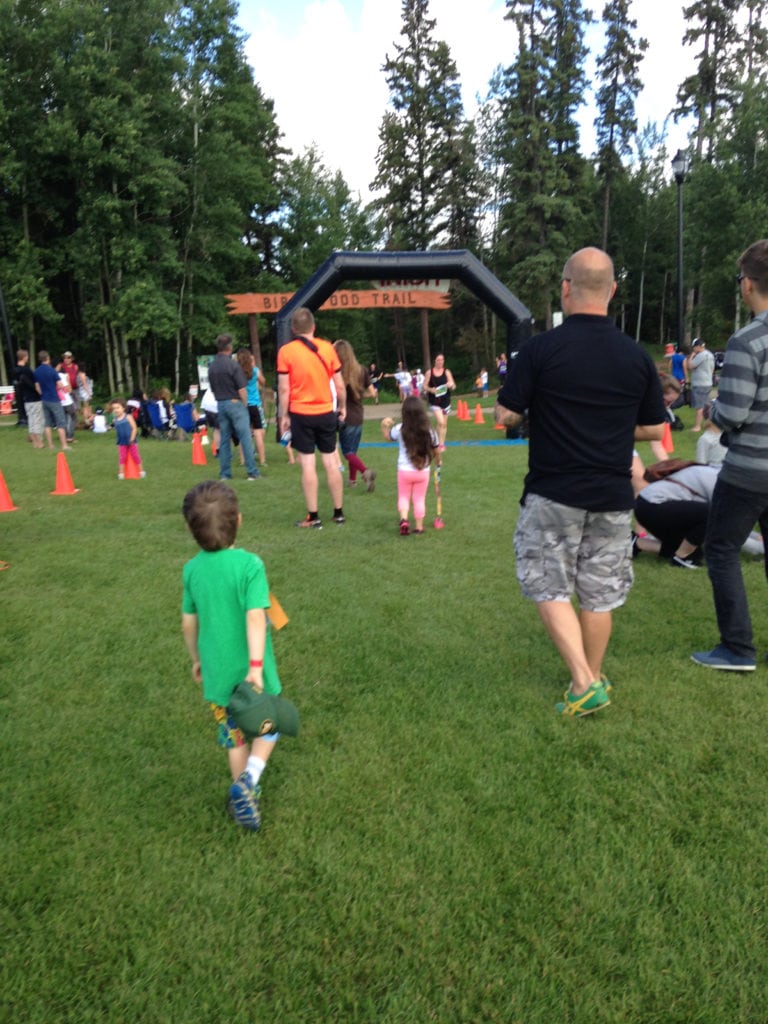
[229,772,262,831]
[691,645,756,671]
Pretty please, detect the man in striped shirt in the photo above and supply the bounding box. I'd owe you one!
[692,239,768,671]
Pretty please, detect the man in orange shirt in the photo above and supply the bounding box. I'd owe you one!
[277,307,347,529]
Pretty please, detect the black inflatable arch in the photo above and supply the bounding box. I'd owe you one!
[274,250,532,356]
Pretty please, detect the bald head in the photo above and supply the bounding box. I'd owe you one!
[561,247,616,315]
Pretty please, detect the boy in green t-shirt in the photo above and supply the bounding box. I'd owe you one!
[181,480,283,831]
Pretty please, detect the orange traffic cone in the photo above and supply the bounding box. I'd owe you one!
[474,404,484,424]
[50,452,79,495]
[662,421,674,453]
[192,433,207,466]
[124,449,141,479]
[0,469,18,511]
[457,400,467,421]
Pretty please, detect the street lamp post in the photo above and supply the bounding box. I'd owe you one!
[671,149,689,351]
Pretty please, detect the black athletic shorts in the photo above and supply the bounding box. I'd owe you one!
[289,411,338,455]
[248,406,264,430]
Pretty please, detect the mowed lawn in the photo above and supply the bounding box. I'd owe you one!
[2,410,767,1024]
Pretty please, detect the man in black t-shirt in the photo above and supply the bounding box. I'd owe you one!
[14,349,43,445]
[495,247,665,718]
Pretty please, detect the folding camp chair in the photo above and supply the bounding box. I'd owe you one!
[174,401,197,440]
[147,400,172,438]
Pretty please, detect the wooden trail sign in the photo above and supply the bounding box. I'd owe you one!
[226,288,450,315]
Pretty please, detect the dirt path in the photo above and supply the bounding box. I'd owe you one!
[363,394,490,421]
[363,401,403,421]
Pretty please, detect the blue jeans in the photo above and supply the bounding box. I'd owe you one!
[218,401,257,479]
[338,422,362,457]
[705,476,768,658]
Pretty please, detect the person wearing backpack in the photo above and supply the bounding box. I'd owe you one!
[276,307,347,529]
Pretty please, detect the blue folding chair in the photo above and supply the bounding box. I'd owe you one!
[174,401,197,439]
[147,401,171,437]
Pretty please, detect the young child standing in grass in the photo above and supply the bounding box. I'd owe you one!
[181,480,283,832]
[381,395,440,535]
[111,397,145,479]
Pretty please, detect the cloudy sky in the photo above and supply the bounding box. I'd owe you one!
[237,0,695,202]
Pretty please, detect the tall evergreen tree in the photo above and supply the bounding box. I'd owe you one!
[371,0,478,250]
[594,0,647,248]
[495,0,594,327]
[675,0,741,160]
[737,0,768,82]
[674,3,768,344]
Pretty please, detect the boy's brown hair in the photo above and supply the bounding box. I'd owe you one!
[182,480,240,552]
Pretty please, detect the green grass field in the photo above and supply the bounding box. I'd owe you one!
[2,406,767,1023]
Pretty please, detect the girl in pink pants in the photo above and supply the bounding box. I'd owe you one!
[381,396,440,535]
[112,398,146,479]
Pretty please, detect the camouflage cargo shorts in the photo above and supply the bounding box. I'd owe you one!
[514,493,633,612]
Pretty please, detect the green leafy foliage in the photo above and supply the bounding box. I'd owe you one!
[2,1,768,396]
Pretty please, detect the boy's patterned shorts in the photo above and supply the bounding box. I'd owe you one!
[210,703,247,749]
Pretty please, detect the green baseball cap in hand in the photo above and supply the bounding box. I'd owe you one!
[228,682,300,738]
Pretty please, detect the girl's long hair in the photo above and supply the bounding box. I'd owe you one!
[236,348,255,377]
[400,395,434,470]
[334,339,364,402]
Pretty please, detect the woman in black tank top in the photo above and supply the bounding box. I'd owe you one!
[424,353,456,450]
